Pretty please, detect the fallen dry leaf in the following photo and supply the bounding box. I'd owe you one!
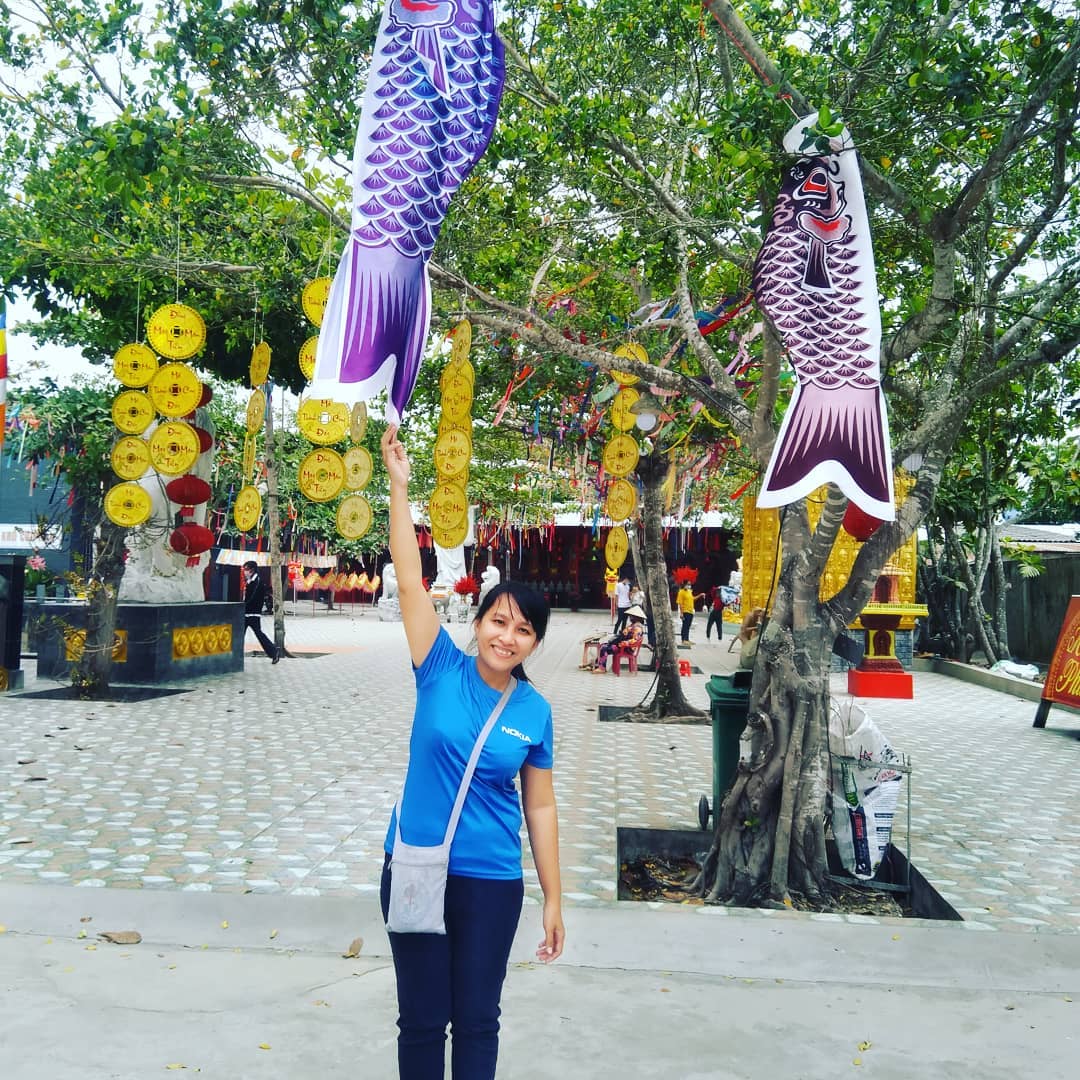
[220,920,229,930]
[0,925,6,934]
[858,1041,872,1052]
[99,930,142,945]
[269,928,279,940]
[258,1043,271,1051]
[16,758,36,765]
[80,916,92,923]
[8,837,33,845]
[165,1065,187,1071]
[313,999,331,1008]
[342,936,363,958]
[77,929,87,939]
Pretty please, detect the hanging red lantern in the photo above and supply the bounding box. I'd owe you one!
[842,503,884,542]
[198,384,213,407]
[193,426,214,454]
[169,523,214,557]
[165,474,211,507]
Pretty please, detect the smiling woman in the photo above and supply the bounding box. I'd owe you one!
[377,424,563,1080]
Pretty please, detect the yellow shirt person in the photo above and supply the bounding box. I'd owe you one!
[676,583,704,643]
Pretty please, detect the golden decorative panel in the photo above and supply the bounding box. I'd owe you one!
[172,624,233,661]
[740,474,917,625]
[64,629,127,663]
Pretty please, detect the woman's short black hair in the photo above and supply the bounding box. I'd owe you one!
[243,560,258,572]
[474,582,550,682]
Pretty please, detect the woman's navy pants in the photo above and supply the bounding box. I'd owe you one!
[381,856,524,1079]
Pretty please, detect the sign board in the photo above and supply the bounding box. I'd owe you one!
[1034,595,1080,728]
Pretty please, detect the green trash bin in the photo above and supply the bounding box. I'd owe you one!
[699,671,752,829]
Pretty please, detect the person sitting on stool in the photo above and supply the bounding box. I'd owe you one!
[243,560,281,663]
[593,606,646,671]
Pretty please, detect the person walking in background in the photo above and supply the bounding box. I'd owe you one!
[676,581,705,644]
[380,425,564,1080]
[612,576,631,634]
[706,586,726,641]
[242,560,280,663]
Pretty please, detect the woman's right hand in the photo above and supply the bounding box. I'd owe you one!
[381,425,410,488]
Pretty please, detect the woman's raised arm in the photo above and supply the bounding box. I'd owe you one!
[381,426,440,667]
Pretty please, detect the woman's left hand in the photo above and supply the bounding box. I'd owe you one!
[536,900,565,963]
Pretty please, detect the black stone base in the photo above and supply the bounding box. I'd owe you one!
[29,602,245,684]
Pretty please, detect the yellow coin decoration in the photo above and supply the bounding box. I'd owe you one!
[450,319,472,365]
[336,494,373,540]
[440,357,475,390]
[611,343,647,386]
[602,432,640,478]
[441,371,473,424]
[605,525,630,570]
[112,390,155,435]
[298,448,346,502]
[431,515,469,550]
[149,363,203,418]
[302,277,332,327]
[250,341,271,387]
[104,482,153,528]
[233,485,262,532]
[246,389,266,435]
[609,386,641,432]
[349,401,368,443]
[111,436,151,481]
[343,446,374,491]
[242,433,256,485]
[148,421,200,477]
[113,343,159,388]
[428,480,469,531]
[605,477,638,522]
[433,428,472,482]
[438,415,472,437]
[145,303,207,360]
[297,398,349,445]
[299,336,319,381]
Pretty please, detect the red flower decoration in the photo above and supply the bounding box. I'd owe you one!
[453,575,480,596]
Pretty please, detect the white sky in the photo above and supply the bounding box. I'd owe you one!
[5,292,104,389]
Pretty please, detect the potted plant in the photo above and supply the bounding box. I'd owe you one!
[25,553,54,601]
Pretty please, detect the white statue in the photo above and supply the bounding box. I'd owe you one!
[377,562,401,621]
[382,563,398,600]
[478,565,500,607]
[118,416,213,605]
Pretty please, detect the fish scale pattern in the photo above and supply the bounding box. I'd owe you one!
[352,8,503,260]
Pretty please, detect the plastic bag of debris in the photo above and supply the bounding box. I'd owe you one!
[828,699,906,879]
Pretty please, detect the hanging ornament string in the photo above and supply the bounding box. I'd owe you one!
[174,207,183,303]
[134,278,142,343]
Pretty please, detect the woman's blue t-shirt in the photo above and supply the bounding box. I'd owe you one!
[384,627,554,879]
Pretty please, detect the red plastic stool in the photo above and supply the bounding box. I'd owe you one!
[678,659,692,677]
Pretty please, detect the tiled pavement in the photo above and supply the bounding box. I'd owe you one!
[2,606,1078,933]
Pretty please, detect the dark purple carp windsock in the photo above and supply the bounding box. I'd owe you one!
[312,0,505,424]
[752,114,895,520]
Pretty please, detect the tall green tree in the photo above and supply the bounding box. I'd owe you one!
[3,0,1079,902]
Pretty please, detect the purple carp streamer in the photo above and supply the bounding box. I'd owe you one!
[752,114,895,520]
[312,0,505,424]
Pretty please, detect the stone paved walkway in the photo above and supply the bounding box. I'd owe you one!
[2,606,1078,933]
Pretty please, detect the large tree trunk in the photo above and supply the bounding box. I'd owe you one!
[695,576,834,906]
[633,448,704,720]
[69,517,127,699]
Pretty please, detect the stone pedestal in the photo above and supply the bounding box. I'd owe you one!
[31,601,245,683]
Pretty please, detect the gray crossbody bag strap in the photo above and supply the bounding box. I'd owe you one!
[393,676,517,850]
